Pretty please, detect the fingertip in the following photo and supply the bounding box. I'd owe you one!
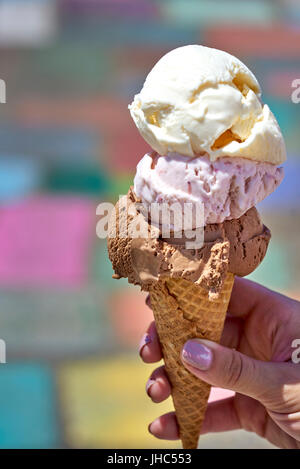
[148,413,179,440]
[139,321,162,363]
[148,421,154,435]
[139,333,151,355]
[140,344,162,363]
[146,379,156,397]
[146,367,172,402]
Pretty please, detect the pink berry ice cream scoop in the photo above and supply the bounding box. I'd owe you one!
[134,151,284,227]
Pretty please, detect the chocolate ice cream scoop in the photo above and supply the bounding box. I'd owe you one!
[107,188,270,299]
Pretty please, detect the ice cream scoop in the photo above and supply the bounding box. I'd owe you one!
[108,188,271,296]
[134,151,284,226]
[129,45,286,165]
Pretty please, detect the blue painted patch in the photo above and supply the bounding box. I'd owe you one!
[0,157,43,202]
[284,4,300,26]
[0,363,60,448]
[63,20,199,46]
[0,126,100,164]
[259,157,300,211]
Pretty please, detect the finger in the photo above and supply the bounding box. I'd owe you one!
[234,394,300,449]
[201,397,241,434]
[149,412,179,440]
[181,339,300,408]
[139,321,162,363]
[227,277,275,318]
[148,398,241,441]
[146,366,171,403]
[266,409,300,448]
[220,316,243,349]
[148,394,300,449]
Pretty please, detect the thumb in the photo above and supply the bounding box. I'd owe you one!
[181,339,296,406]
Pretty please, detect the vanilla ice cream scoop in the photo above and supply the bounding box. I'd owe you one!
[129,45,286,165]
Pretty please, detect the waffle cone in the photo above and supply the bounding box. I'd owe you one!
[149,272,234,449]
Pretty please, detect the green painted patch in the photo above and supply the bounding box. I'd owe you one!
[0,286,114,358]
[247,241,292,292]
[47,165,111,195]
[108,173,134,200]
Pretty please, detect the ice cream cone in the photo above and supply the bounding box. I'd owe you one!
[149,273,234,449]
[107,189,270,448]
[107,44,284,451]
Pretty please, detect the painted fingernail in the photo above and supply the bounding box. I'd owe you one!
[146,379,155,396]
[182,340,213,370]
[139,333,151,356]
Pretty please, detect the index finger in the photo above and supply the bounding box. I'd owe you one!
[227,276,277,318]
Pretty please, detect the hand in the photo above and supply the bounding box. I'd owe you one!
[139,277,300,449]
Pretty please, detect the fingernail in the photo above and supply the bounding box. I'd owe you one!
[182,340,213,370]
[139,333,151,356]
[148,422,154,435]
[146,379,155,396]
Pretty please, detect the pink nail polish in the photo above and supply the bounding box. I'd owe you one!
[146,379,155,396]
[139,333,151,356]
[182,340,213,370]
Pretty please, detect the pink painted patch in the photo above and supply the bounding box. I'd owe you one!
[205,25,300,58]
[209,387,235,402]
[110,289,153,347]
[16,96,150,171]
[0,196,95,287]
[107,123,150,171]
[266,71,300,98]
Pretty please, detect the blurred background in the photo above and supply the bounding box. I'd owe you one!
[0,0,299,449]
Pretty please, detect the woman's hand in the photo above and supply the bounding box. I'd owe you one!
[139,277,300,449]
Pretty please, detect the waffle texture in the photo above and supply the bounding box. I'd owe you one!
[149,272,234,449]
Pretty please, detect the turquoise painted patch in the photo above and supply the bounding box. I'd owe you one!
[160,0,276,26]
[0,363,60,448]
[92,240,129,290]
[263,96,300,139]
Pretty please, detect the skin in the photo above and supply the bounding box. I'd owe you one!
[139,277,300,449]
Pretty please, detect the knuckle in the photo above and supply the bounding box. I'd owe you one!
[223,351,244,388]
[151,365,164,380]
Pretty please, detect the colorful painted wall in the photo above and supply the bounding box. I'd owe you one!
[0,0,299,448]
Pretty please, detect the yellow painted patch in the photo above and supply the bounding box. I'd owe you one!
[58,356,181,449]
